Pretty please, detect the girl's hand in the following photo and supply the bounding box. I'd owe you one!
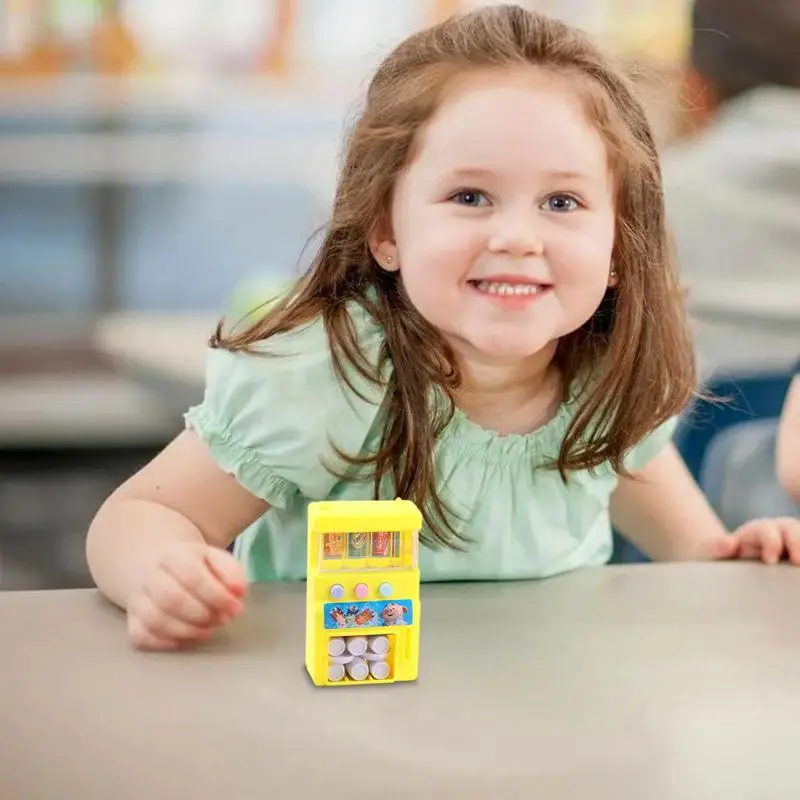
[706,517,800,565]
[127,542,247,650]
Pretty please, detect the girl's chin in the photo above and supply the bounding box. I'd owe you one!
[466,338,556,362]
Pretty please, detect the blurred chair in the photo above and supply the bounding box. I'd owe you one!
[611,367,794,564]
[701,418,799,530]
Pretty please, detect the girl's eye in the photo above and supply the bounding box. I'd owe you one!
[543,194,580,212]
[451,189,489,207]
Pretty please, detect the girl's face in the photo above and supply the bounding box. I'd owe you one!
[370,68,617,364]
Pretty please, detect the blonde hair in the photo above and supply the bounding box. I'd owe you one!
[215,4,696,548]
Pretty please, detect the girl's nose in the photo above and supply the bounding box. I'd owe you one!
[487,210,545,258]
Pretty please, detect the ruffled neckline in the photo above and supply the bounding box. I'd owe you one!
[438,399,576,465]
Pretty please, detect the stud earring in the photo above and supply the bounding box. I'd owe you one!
[385,255,393,265]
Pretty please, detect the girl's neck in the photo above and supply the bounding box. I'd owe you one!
[452,342,562,437]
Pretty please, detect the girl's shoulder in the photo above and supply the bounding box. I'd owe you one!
[184,301,389,505]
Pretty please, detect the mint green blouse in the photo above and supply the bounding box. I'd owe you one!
[185,302,675,583]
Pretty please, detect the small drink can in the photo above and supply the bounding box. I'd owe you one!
[371,531,393,557]
[348,532,369,558]
[328,637,346,657]
[323,533,345,559]
[368,635,390,654]
[369,660,391,680]
[345,636,368,656]
[346,657,369,681]
[328,663,346,682]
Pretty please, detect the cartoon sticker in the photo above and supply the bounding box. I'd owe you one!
[324,600,413,630]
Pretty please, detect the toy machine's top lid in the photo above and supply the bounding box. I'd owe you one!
[308,499,422,535]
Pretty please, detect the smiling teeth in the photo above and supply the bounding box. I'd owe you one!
[474,281,541,296]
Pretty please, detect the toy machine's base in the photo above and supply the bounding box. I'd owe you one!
[311,631,410,686]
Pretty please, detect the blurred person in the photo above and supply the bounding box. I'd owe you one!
[663,0,800,377]
[85,5,800,652]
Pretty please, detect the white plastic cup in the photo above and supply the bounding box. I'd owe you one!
[328,638,346,657]
[346,657,369,681]
[345,636,368,656]
[329,654,354,665]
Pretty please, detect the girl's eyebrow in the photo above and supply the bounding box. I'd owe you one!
[439,166,497,181]
[439,166,595,183]
[544,170,594,182]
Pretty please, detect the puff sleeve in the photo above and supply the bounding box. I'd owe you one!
[184,309,387,508]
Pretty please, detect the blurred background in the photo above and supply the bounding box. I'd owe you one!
[0,0,796,589]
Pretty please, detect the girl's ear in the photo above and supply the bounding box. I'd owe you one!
[608,267,618,288]
[368,219,400,273]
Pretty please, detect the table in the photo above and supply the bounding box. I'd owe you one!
[2,563,800,799]
[93,312,215,412]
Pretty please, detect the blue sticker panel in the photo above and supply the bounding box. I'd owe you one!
[324,599,414,630]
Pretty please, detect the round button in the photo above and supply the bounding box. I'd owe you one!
[329,584,345,600]
[378,582,393,598]
[354,582,369,599]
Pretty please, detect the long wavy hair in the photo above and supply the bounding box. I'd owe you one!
[213,4,696,548]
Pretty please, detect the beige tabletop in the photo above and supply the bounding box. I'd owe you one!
[2,562,800,799]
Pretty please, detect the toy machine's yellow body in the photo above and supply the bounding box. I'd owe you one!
[305,499,422,686]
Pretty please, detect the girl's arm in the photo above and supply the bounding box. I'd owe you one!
[776,376,800,503]
[86,429,268,609]
[609,443,730,561]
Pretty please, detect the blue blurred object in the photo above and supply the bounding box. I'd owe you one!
[674,370,793,482]
[0,106,337,314]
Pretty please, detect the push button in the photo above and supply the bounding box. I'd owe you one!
[354,582,369,599]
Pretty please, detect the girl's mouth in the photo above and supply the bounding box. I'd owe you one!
[468,279,552,300]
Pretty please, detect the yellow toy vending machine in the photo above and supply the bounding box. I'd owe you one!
[305,499,422,687]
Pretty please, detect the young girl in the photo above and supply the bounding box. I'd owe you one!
[87,5,800,650]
